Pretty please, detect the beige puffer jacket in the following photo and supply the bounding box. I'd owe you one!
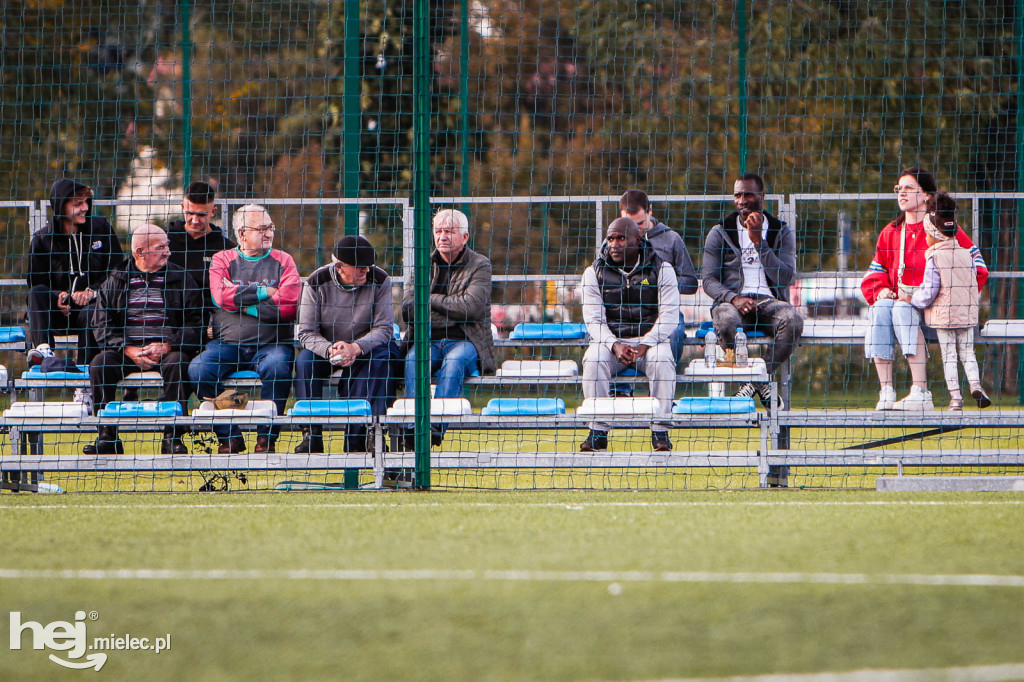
[924,241,978,329]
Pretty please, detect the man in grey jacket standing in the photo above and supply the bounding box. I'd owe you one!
[295,236,400,453]
[401,209,495,448]
[702,173,803,408]
[620,189,698,361]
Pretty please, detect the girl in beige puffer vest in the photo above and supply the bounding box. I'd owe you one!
[903,192,990,410]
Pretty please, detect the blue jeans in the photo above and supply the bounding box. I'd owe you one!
[188,340,294,441]
[404,339,479,436]
[295,341,401,442]
[864,299,922,360]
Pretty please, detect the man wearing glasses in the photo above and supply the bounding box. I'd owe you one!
[188,204,301,454]
[166,181,235,331]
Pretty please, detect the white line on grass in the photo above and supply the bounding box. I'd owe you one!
[3,500,1024,511]
[1,569,1023,587]
[670,662,1024,681]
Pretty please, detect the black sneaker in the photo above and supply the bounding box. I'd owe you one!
[754,382,776,409]
[580,429,608,452]
[651,431,672,452]
[735,382,775,409]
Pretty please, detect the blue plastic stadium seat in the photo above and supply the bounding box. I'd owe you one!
[20,365,89,380]
[98,401,183,418]
[287,399,373,417]
[392,323,402,341]
[0,327,26,344]
[227,370,261,380]
[672,397,756,414]
[508,323,587,340]
[695,320,767,339]
[481,398,566,416]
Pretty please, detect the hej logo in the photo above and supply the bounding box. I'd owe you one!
[10,611,107,671]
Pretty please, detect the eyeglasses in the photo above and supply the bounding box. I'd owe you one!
[894,185,922,194]
[243,224,276,234]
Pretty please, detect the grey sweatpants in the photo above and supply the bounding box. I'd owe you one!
[582,340,676,432]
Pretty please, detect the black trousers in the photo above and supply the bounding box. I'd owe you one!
[27,285,98,366]
[89,349,194,415]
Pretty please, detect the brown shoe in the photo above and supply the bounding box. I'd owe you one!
[254,435,276,454]
[217,436,246,454]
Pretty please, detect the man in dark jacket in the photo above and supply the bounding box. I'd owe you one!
[400,209,494,447]
[579,217,679,452]
[166,181,235,330]
[27,179,124,366]
[294,235,401,454]
[702,173,803,408]
[86,225,203,455]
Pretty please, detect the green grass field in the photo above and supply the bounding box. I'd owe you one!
[2,490,1023,680]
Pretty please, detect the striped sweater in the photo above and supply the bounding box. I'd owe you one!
[210,248,301,346]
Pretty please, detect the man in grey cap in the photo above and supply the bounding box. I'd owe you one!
[294,235,401,453]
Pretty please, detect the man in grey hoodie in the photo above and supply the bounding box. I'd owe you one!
[619,189,698,361]
[702,173,803,408]
[294,236,400,453]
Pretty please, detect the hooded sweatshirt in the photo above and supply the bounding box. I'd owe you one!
[166,218,236,323]
[644,217,699,295]
[27,179,125,296]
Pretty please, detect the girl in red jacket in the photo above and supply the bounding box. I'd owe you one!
[861,168,988,411]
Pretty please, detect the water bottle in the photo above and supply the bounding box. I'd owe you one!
[735,327,749,368]
[703,329,718,368]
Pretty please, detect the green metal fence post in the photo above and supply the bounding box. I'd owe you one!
[1017,0,1024,404]
[180,0,193,186]
[343,0,361,237]
[412,0,432,488]
[736,0,748,175]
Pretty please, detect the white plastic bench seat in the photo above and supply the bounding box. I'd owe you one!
[682,358,768,382]
[980,319,1024,339]
[801,319,869,341]
[576,397,660,417]
[3,401,90,419]
[495,360,578,378]
[192,399,278,418]
[387,398,472,417]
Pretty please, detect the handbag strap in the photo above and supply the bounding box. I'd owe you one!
[897,223,906,287]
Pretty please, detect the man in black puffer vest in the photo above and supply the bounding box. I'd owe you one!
[580,218,679,452]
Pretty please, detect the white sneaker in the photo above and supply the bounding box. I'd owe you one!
[73,387,94,413]
[26,343,54,366]
[892,386,935,411]
[875,386,897,410]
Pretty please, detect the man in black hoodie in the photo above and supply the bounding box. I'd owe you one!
[166,181,235,331]
[27,179,125,366]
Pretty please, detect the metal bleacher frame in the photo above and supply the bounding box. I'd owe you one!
[1,193,1023,492]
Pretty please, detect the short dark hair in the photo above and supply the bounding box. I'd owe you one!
[736,172,764,192]
[619,189,651,214]
[184,181,216,205]
[928,191,958,238]
[898,167,937,194]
